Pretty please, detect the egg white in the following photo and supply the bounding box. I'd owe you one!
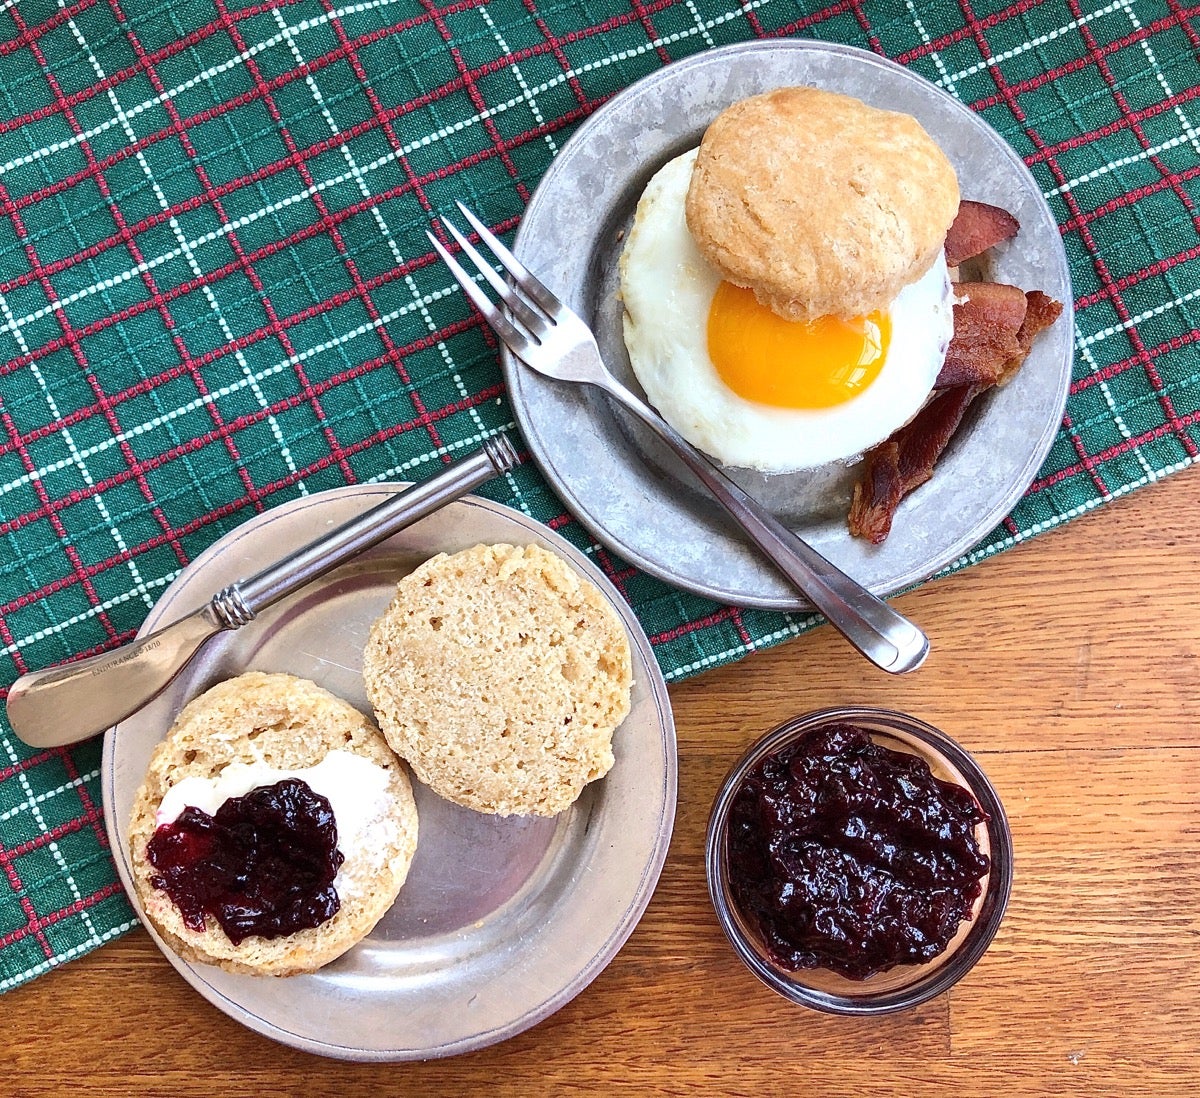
[619,148,955,474]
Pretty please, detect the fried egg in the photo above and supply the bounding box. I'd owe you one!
[619,149,955,474]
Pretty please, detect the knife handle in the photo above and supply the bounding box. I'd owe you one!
[224,434,520,622]
[5,434,521,748]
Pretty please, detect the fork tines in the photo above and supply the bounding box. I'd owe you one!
[426,203,558,360]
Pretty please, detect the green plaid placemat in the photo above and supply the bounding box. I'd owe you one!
[1,0,1197,989]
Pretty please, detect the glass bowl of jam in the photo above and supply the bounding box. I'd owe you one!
[706,706,1013,1015]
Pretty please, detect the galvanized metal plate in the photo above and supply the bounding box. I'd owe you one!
[103,486,676,1061]
[504,40,1074,610]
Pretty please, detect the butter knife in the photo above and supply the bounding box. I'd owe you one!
[6,434,520,749]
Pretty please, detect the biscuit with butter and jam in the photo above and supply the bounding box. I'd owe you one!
[127,671,418,977]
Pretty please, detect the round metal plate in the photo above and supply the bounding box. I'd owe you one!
[102,486,676,1061]
[504,40,1074,610]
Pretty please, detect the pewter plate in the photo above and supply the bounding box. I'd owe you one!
[504,40,1075,610]
[101,486,676,1062]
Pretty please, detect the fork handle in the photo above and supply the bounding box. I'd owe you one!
[602,383,929,674]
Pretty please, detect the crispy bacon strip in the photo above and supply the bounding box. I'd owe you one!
[944,200,1021,267]
[848,441,902,545]
[1001,290,1064,384]
[893,384,983,492]
[935,282,1028,389]
[849,386,982,544]
[847,199,1064,544]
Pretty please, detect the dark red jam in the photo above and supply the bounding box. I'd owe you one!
[728,723,990,980]
[147,778,344,944]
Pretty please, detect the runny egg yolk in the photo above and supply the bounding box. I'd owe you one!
[706,281,892,409]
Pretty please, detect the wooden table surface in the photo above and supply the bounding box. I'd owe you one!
[8,469,1198,1097]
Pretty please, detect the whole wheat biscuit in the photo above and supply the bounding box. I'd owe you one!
[128,671,419,977]
[685,86,960,322]
[363,543,632,817]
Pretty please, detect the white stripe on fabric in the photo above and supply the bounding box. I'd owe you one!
[364,425,514,483]
[1079,283,1200,347]
[0,733,104,959]
[1079,340,1155,480]
[0,573,175,658]
[61,3,306,494]
[1118,0,1200,163]
[0,922,137,992]
[0,267,157,611]
[906,0,962,100]
[478,5,559,158]
[938,1,1125,85]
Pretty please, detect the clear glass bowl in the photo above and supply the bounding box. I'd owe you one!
[706,706,1013,1015]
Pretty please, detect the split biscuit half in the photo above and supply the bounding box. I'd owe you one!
[363,543,633,817]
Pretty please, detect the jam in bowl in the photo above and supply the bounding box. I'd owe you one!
[706,706,1013,1015]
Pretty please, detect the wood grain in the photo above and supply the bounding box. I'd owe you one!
[8,471,1199,1098]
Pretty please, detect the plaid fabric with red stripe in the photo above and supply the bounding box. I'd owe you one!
[1,0,1197,988]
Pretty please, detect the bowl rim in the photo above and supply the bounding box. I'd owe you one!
[705,705,1013,1015]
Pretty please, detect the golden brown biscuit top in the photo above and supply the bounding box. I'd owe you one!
[684,86,960,322]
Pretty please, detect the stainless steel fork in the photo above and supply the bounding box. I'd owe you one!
[428,203,929,674]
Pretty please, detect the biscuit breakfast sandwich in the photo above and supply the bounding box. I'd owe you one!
[618,86,1061,541]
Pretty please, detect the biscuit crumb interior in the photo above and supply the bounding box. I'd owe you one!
[363,543,632,817]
